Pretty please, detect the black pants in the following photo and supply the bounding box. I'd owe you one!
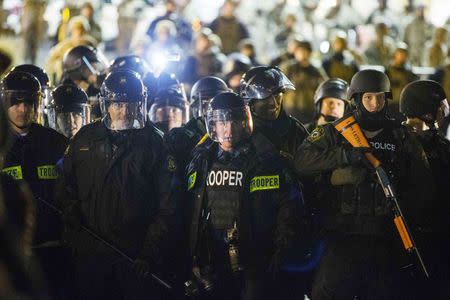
[312,234,411,300]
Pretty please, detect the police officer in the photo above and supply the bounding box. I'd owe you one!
[308,78,349,131]
[0,70,68,298]
[109,55,151,78]
[11,64,53,126]
[149,86,189,134]
[61,45,108,121]
[48,83,91,138]
[165,76,229,170]
[399,80,450,298]
[292,69,434,299]
[0,93,47,300]
[185,92,301,299]
[58,70,175,300]
[240,66,308,162]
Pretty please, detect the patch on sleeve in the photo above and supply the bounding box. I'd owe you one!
[167,155,177,171]
[307,126,325,143]
[187,171,197,190]
[249,175,280,193]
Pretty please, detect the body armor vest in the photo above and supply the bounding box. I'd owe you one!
[330,129,401,235]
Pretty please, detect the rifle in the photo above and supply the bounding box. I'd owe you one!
[36,196,173,289]
[334,113,429,278]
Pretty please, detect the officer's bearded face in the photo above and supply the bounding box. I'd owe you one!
[251,93,283,120]
[215,120,245,152]
[361,92,385,113]
[7,102,34,133]
[321,97,345,119]
[108,102,133,130]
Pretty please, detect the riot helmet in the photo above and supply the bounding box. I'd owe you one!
[49,84,90,138]
[98,70,147,131]
[400,80,449,128]
[109,55,150,78]
[62,45,108,87]
[348,69,392,131]
[149,87,189,133]
[190,76,229,118]
[10,64,51,126]
[1,71,42,131]
[240,66,294,120]
[314,78,349,122]
[206,92,253,151]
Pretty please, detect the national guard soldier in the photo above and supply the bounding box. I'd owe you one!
[185,92,301,300]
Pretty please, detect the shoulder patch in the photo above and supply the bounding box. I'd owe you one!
[167,155,177,171]
[307,126,325,143]
[187,171,197,190]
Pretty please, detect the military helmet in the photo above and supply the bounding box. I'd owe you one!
[400,80,448,122]
[347,69,392,104]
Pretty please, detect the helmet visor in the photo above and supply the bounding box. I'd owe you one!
[100,100,147,130]
[240,69,295,100]
[206,106,253,145]
[437,99,450,125]
[55,109,91,138]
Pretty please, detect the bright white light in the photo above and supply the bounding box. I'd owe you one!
[150,51,168,72]
[319,41,330,54]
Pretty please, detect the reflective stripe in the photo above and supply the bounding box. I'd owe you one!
[37,165,58,180]
[249,175,280,193]
[2,165,23,180]
[187,171,197,190]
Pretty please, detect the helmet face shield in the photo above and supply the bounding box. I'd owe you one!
[206,106,253,147]
[149,100,189,132]
[3,91,39,108]
[100,99,147,130]
[240,68,295,100]
[48,104,91,137]
[191,95,213,119]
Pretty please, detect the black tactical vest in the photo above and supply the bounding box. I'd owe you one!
[331,128,402,235]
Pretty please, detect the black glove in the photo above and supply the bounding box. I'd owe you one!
[344,147,373,168]
[133,258,150,277]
